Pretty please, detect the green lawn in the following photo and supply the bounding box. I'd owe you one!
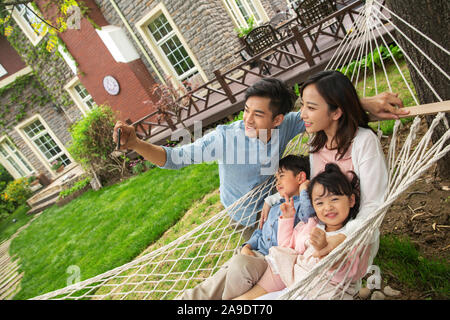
[374,235,450,299]
[0,204,32,243]
[360,60,418,135]
[9,162,219,300]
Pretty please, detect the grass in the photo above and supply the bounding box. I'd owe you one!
[0,204,33,243]
[374,235,450,299]
[356,60,418,135]
[8,162,219,300]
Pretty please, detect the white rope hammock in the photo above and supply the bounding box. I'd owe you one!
[31,0,449,300]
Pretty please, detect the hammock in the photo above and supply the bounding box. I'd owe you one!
[31,0,449,300]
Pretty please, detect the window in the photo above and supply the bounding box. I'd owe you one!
[223,0,268,28]
[147,13,198,82]
[0,138,34,178]
[74,83,96,109]
[65,77,96,116]
[12,3,46,45]
[0,64,7,77]
[22,119,71,168]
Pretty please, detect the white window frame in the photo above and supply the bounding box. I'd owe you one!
[223,0,269,29]
[0,66,32,89]
[135,3,207,87]
[11,3,47,46]
[0,64,7,78]
[15,115,73,177]
[64,77,96,116]
[58,44,77,74]
[0,136,35,179]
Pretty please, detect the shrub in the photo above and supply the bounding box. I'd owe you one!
[68,105,128,184]
[1,178,32,220]
[58,177,91,199]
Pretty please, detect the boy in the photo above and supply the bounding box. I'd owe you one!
[178,155,314,300]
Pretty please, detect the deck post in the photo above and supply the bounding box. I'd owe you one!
[293,27,315,67]
[213,70,237,104]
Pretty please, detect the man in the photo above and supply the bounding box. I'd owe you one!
[113,78,407,230]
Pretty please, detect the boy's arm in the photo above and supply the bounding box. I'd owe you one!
[243,229,262,255]
[297,189,315,223]
[259,192,282,229]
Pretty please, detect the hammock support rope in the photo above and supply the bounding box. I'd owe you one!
[31,0,449,300]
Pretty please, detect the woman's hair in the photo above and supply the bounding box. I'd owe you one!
[278,155,310,179]
[300,70,370,160]
[245,78,297,118]
[307,163,361,225]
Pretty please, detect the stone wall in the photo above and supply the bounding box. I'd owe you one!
[94,0,284,82]
[1,20,83,178]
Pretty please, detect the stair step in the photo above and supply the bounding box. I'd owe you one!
[28,197,58,215]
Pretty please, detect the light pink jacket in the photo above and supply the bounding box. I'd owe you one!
[265,217,371,299]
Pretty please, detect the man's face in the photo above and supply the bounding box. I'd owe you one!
[243,96,283,141]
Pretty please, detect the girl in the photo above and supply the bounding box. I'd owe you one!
[235,163,375,300]
[263,70,388,261]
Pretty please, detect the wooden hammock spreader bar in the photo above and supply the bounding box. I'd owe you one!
[398,100,450,118]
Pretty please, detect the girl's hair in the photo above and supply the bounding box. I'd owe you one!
[307,163,361,225]
[300,70,370,160]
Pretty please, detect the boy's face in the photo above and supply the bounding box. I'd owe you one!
[243,96,284,141]
[276,168,304,198]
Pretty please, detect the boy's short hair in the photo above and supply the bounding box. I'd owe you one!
[278,155,310,179]
[245,78,296,118]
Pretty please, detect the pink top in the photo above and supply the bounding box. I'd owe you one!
[274,217,371,284]
[311,144,354,180]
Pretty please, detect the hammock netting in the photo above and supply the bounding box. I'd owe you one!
[31,0,449,300]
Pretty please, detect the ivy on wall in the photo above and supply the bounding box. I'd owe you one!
[3,18,76,121]
[0,72,52,134]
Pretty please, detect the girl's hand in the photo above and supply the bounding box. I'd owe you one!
[312,233,346,258]
[280,196,295,219]
[310,227,327,251]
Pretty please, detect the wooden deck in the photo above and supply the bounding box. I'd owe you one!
[130,1,391,146]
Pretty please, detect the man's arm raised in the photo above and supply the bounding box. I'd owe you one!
[113,121,167,167]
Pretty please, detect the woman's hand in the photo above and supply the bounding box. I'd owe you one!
[312,233,346,258]
[361,92,409,120]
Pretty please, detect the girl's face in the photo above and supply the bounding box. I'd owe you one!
[300,84,342,136]
[311,183,355,232]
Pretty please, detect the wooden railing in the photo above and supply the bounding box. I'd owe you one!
[131,0,364,142]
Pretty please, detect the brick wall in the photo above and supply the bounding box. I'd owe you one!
[36,0,160,123]
[0,36,26,81]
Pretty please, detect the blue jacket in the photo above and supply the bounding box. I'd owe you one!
[245,190,315,256]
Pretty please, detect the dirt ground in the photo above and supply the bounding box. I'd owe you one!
[375,119,449,299]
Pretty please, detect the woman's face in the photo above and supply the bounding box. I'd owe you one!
[311,183,355,232]
[300,84,341,135]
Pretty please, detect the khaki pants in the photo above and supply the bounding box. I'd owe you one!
[177,250,268,300]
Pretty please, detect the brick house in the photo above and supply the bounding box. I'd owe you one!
[0,0,295,181]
